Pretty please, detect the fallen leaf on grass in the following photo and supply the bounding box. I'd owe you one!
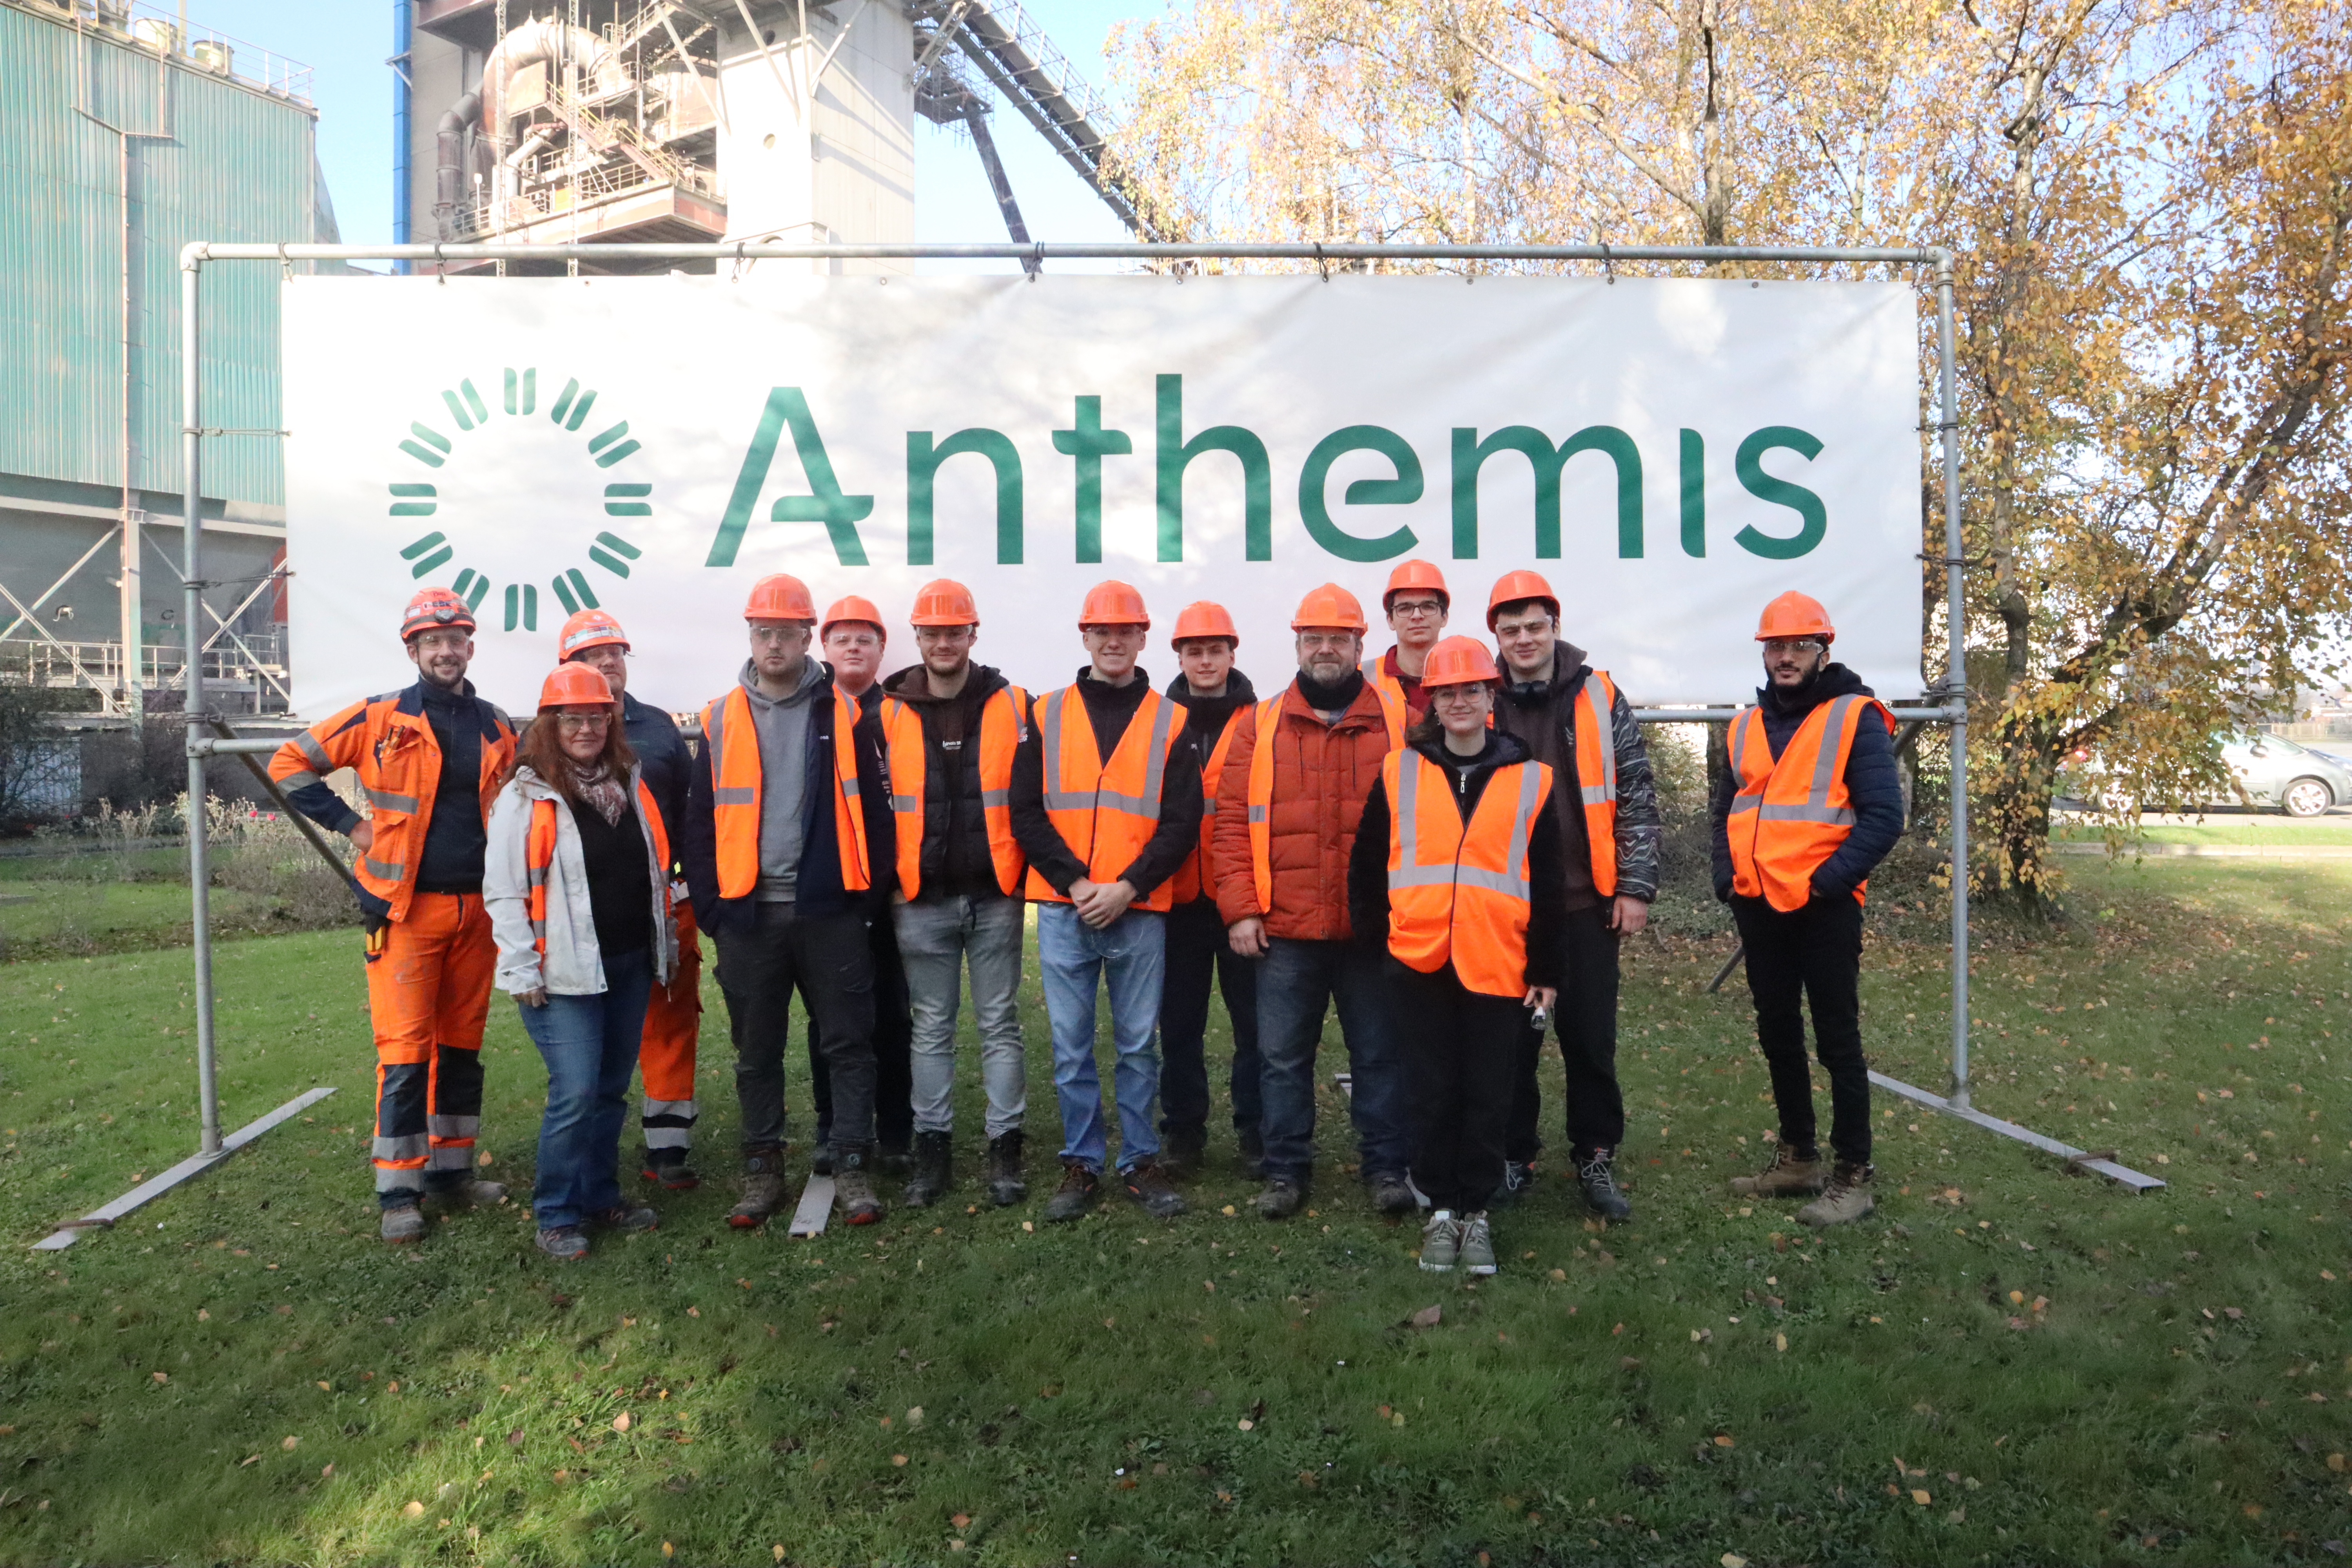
[1713,1434,1735,1448]
[612,1412,632,1433]
[1408,1305,1442,1329]
[239,1455,260,1468]
[196,1310,209,1322]
[892,1454,909,1466]
[951,1513,971,1528]
[506,1428,523,1446]
[401,1500,424,1517]
[319,1464,333,1478]
[1723,1555,1748,1568]
[280,1436,298,1450]
[1911,1489,1932,1505]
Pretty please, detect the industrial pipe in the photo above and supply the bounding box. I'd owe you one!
[479,16,628,171]
[433,89,480,240]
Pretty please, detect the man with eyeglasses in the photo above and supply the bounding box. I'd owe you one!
[1363,559,1451,720]
[1713,592,1902,1228]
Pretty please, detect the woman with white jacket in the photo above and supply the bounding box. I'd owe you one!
[486,664,678,1259]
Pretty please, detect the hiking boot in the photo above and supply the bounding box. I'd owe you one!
[1042,1162,1100,1223]
[1418,1209,1459,1272]
[728,1148,789,1229]
[902,1131,952,1209]
[810,1140,835,1178]
[590,1203,659,1232]
[1255,1176,1306,1220]
[429,1179,508,1209]
[1236,1126,1267,1181]
[985,1130,1027,1207]
[1367,1170,1419,1216]
[1457,1210,1497,1275]
[535,1225,588,1260]
[640,1146,701,1192]
[1576,1148,1633,1222]
[835,1147,885,1226]
[877,1138,914,1178]
[1797,1162,1875,1228]
[381,1203,425,1245]
[1730,1145,1828,1199]
[1493,1159,1538,1209]
[1159,1125,1206,1182]
[1122,1160,1187,1217]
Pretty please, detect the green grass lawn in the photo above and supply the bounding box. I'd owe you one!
[2,861,2348,1566]
[2053,817,2352,846]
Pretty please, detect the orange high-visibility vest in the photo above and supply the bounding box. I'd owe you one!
[1383,748,1555,998]
[1360,652,1414,717]
[700,685,871,901]
[1726,692,1894,911]
[526,778,671,954]
[1245,684,1405,912]
[1024,683,1186,913]
[878,683,1029,899]
[1570,669,1621,899]
[1169,704,1245,905]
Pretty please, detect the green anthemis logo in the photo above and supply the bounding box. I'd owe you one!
[386,368,649,634]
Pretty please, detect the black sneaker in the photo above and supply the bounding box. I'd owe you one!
[590,1203,659,1232]
[1492,1159,1538,1209]
[1367,1171,1419,1216]
[1042,1162,1100,1223]
[535,1225,588,1260]
[1577,1147,1633,1222]
[1122,1160,1187,1217]
[1255,1176,1306,1219]
[1159,1126,1206,1182]
[640,1146,701,1191]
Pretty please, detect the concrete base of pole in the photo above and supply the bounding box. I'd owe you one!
[1868,1071,2165,1192]
[31,1086,339,1250]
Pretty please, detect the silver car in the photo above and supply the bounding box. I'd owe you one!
[2210,732,2352,817]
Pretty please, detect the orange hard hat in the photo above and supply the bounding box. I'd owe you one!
[537,662,615,711]
[743,573,816,622]
[1419,635,1502,688]
[1382,559,1450,613]
[558,607,628,658]
[1290,582,1367,633]
[1485,569,1560,630]
[1169,600,1240,649]
[1078,579,1151,629]
[821,595,887,641]
[400,586,476,641]
[1755,591,1835,642]
[908,578,979,627]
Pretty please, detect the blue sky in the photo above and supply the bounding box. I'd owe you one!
[191,1,1172,267]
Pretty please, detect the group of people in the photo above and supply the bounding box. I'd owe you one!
[270,562,1903,1270]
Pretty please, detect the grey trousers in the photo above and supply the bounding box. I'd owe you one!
[893,891,1027,1140]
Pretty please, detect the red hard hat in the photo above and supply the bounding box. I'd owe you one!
[1419,635,1502,688]
[400,586,476,641]
[821,595,886,641]
[743,573,816,621]
[1485,569,1560,631]
[1290,583,1368,633]
[1382,559,1450,613]
[558,608,628,658]
[1169,601,1240,649]
[909,578,979,626]
[1078,579,1151,629]
[537,662,614,711]
[1755,591,1836,642]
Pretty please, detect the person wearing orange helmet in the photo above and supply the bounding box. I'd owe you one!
[1483,568,1662,1222]
[1157,600,1263,1181]
[1348,637,1570,1276]
[558,607,705,1192]
[1210,583,1414,1221]
[876,579,1033,1209]
[1713,592,1903,1228]
[268,586,516,1243]
[1010,580,1204,1222]
[1363,559,1451,719]
[485,664,677,1258]
[682,573,897,1229]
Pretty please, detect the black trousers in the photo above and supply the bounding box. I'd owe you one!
[1504,905,1626,1164]
[1157,896,1263,1137]
[1393,961,1523,1214]
[808,913,915,1149]
[711,902,876,1154]
[1731,892,1871,1167]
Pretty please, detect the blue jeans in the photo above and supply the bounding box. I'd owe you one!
[1255,936,1410,1184]
[1035,902,1165,1174]
[519,951,652,1230]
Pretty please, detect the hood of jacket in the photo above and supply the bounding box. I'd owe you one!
[1757,660,1874,717]
[1165,667,1258,735]
[1408,725,1534,778]
[737,654,828,711]
[1500,639,1591,705]
[881,661,1013,707]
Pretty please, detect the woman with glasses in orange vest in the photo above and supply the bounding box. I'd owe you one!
[1348,637,1569,1277]
[485,664,677,1260]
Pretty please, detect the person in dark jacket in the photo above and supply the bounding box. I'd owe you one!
[1709,592,1904,1228]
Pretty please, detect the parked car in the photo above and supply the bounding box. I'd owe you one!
[2059,731,2352,817]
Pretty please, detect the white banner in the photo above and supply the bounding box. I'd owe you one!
[282,274,1924,716]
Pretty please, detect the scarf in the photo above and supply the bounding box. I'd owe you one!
[571,762,628,827]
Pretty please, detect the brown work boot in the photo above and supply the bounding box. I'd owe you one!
[728,1147,789,1229]
[1121,1159,1187,1218]
[1729,1145,1828,1199]
[1797,1162,1875,1228]
[835,1147,886,1227]
[1042,1161,1100,1223]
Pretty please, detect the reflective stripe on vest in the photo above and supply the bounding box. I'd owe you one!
[1571,669,1620,898]
[880,683,1029,900]
[1383,749,1553,997]
[703,684,871,901]
[1245,686,1405,913]
[1171,703,1244,905]
[1024,684,1183,913]
[1726,692,1891,912]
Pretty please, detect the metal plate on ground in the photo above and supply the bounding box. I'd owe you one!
[788,1174,835,1237]
[33,1085,339,1250]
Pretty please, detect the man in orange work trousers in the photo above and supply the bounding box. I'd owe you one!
[270,587,517,1243]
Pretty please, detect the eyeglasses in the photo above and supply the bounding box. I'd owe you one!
[1762,638,1824,655]
[1390,598,1445,618]
[826,632,883,651]
[749,624,808,645]
[1430,684,1488,704]
[555,713,611,732]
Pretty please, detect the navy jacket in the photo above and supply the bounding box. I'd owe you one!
[620,691,693,866]
[1710,663,1904,902]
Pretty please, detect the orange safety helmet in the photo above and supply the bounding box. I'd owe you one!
[908,578,980,626]
[1382,559,1450,614]
[821,595,887,641]
[1419,635,1502,688]
[558,607,628,658]
[1290,582,1368,633]
[743,573,817,622]
[537,662,615,711]
[400,586,476,641]
[1485,569,1560,630]
[1754,591,1835,643]
[1169,600,1240,649]
[1078,579,1151,629]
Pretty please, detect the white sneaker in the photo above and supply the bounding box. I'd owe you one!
[1419,1209,1459,1271]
